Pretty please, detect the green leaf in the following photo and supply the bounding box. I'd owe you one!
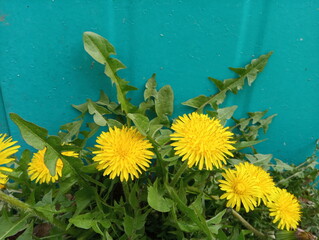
[16,222,33,240]
[9,113,48,150]
[144,74,157,100]
[81,163,99,174]
[152,115,170,127]
[10,113,60,175]
[123,215,134,236]
[208,224,222,235]
[127,113,150,136]
[165,185,213,238]
[69,212,111,231]
[182,95,210,110]
[148,124,163,138]
[155,85,174,116]
[259,114,277,133]
[60,120,83,142]
[74,187,95,215]
[128,183,139,209]
[222,78,242,94]
[17,149,32,175]
[91,222,104,236]
[155,129,172,146]
[206,209,226,225]
[245,154,273,169]
[138,99,155,115]
[107,119,123,128]
[79,122,99,143]
[44,136,62,176]
[162,155,179,163]
[88,99,111,115]
[217,229,228,240]
[87,99,111,126]
[10,113,85,178]
[189,194,204,215]
[104,231,114,240]
[96,90,111,105]
[35,191,56,222]
[96,91,121,114]
[81,174,107,189]
[248,110,268,124]
[147,184,173,213]
[69,213,94,229]
[133,212,148,232]
[217,106,238,125]
[233,139,265,150]
[237,231,246,240]
[177,220,199,232]
[53,177,77,204]
[72,102,88,114]
[183,52,272,111]
[208,77,224,91]
[229,52,273,86]
[0,213,29,240]
[83,32,137,113]
[274,158,294,172]
[83,31,116,64]
[236,118,251,131]
[229,227,240,240]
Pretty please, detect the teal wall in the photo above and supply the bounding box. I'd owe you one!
[1,1,318,164]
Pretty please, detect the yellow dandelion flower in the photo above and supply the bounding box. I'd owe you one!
[28,148,66,184]
[0,134,20,164]
[267,187,301,231]
[61,150,79,158]
[0,134,20,188]
[219,167,263,212]
[0,170,12,188]
[170,112,235,170]
[235,162,275,205]
[92,126,153,182]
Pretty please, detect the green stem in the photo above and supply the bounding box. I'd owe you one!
[0,190,31,212]
[231,209,266,239]
[147,136,167,182]
[122,181,130,202]
[171,161,188,187]
[126,117,131,127]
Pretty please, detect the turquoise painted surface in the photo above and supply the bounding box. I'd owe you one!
[1,1,318,164]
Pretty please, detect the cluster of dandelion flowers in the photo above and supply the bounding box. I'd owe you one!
[219,166,263,212]
[27,148,78,184]
[235,162,275,205]
[92,126,153,182]
[267,187,301,231]
[0,134,20,188]
[170,112,235,170]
